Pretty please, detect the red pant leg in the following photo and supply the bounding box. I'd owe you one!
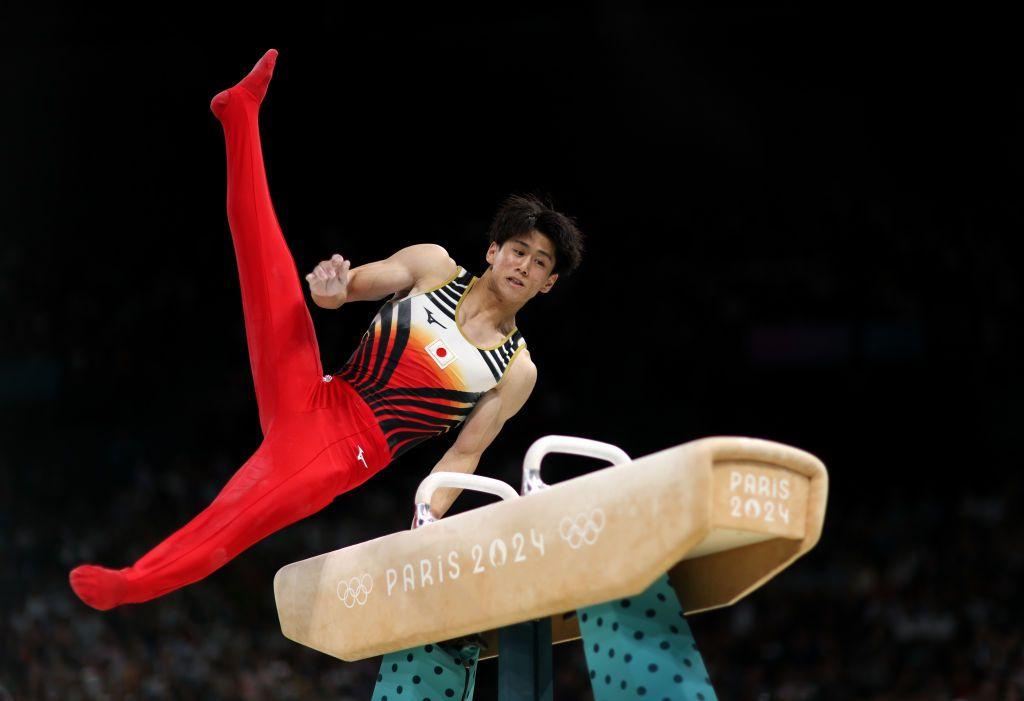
[216,86,322,435]
[121,380,391,605]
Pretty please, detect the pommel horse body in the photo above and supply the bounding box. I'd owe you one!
[274,436,828,700]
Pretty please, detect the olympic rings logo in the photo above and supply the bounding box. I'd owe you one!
[559,509,605,549]
[336,573,374,608]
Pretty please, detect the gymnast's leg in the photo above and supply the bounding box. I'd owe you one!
[210,48,325,433]
[74,418,359,609]
[69,50,343,610]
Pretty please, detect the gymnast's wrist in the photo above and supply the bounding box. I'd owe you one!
[311,291,347,309]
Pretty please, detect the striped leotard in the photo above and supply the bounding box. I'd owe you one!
[337,265,527,460]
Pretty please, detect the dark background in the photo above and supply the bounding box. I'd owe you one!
[3,3,1022,699]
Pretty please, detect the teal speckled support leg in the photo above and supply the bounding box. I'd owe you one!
[578,573,718,701]
[371,641,481,701]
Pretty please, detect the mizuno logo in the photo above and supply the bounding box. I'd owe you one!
[426,309,447,329]
[356,445,367,469]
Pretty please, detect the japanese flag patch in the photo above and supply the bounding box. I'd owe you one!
[425,338,458,369]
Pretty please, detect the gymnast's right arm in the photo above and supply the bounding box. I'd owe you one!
[306,243,456,309]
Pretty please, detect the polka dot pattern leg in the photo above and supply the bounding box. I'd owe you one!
[371,640,482,701]
[577,573,718,701]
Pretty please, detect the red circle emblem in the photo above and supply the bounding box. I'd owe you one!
[436,347,447,357]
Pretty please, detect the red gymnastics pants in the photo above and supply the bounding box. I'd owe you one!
[69,50,391,610]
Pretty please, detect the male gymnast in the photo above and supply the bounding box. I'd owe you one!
[69,49,584,610]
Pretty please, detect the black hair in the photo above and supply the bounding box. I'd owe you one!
[486,194,584,276]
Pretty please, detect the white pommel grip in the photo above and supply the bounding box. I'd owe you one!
[521,435,631,495]
[412,472,520,529]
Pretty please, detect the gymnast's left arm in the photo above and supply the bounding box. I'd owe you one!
[427,351,537,519]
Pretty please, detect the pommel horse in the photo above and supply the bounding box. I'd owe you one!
[274,436,828,700]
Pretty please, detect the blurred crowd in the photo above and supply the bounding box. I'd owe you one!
[5,5,1023,699]
[3,429,1022,700]
[2,232,1022,698]
[2,208,1021,698]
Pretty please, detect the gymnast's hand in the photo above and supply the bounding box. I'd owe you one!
[307,254,351,308]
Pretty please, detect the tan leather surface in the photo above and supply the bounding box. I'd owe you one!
[274,436,827,662]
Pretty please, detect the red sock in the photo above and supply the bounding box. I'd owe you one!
[69,564,131,611]
[210,48,278,118]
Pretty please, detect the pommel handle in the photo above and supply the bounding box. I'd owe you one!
[412,472,520,529]
[521,435,631,495]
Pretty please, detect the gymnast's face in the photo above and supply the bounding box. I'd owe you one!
[486,230,559,301]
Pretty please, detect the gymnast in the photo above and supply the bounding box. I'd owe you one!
[69,49,584,610]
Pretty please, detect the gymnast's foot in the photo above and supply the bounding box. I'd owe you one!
[210,48,278,119]
[69,564,131,611]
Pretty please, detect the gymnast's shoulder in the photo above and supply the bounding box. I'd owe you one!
[398,243,459,287]
[500,348,536,394]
